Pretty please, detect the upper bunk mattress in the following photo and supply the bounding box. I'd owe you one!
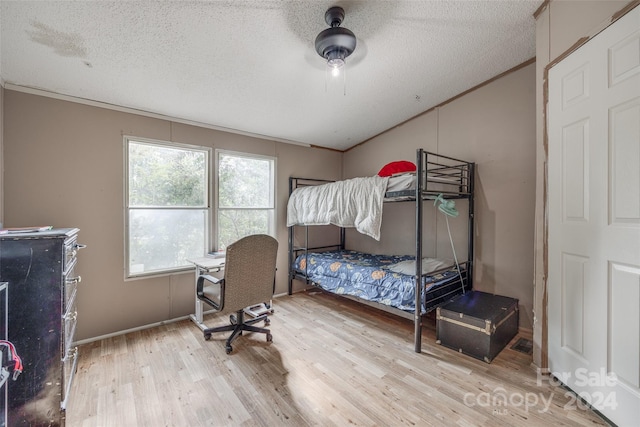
[287,172,467,240]
[286,176,389,240]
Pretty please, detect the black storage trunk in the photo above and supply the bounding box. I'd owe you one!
[436,291,518,363]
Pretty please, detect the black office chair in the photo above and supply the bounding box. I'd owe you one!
[196,234,278,354]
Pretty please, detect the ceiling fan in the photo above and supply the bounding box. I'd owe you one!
[314,6,357,77]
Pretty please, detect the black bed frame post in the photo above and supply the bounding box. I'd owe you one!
[288,177,294,295]
[467,163,475,292]
[414,149,424,353]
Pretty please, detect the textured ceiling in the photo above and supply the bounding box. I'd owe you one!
[0,1,539,151]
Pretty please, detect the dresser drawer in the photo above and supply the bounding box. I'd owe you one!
[63,289,78,352]
[62,288,78,411]
[63,236,85,276]
[64,266,81,307]
[64,235,78,274]
[61,345,79,410]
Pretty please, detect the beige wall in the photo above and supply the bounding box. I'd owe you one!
[2,90,342,341]
[533,0,633,367]
[344,63,537,330]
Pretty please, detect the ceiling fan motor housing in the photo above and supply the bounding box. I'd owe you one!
[315,6,356,60]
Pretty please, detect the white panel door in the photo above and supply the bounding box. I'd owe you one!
[548,6,640,426]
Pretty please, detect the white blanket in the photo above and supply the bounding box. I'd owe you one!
[287,176,389,240]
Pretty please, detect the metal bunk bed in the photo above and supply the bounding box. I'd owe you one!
[287,149,475,352]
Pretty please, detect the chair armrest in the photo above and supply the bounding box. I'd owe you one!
[197,274,225,311]
[197,274,220,291]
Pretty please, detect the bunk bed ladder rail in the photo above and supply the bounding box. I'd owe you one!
[413,151,476,353]
[467,162,475,293]
[288,177,314,295]
[414,149,425,353]
[288,177,295,295]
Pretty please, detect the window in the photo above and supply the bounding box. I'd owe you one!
[125,138,210,277]
[216,150,276,250]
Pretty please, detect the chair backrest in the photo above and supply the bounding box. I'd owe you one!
[221,234,278,313]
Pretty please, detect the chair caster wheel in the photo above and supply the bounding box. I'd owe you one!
[204,333,211,341]
[266,333,273,342]
[225,345,233,354]
[230,314,237,325]
[264,317,270,325]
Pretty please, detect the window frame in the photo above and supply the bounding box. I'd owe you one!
[124,136,212,279]
[214,149,277,251]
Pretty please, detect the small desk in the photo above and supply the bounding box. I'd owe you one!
[187,257,225,331]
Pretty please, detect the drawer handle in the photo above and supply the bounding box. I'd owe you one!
[63,346,78,362]
[69,244,86,258]
[64,311,78,322]
[66,276,82,285]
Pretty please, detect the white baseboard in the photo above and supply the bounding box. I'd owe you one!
[74,296,287,346]
[73,315,192,346]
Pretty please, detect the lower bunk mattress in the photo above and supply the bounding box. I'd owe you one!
[292,250,466,313]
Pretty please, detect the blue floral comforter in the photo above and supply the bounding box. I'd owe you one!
[293,250,461,313]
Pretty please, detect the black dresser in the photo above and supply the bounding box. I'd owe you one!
[0,228,84,426]
[0,281,8,426]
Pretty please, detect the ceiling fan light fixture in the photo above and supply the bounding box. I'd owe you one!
[326,49,346,77]
[315,6,356,77]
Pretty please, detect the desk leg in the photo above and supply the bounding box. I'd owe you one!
[189,266,207,332]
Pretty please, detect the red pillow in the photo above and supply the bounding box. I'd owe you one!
[377,161,417,177]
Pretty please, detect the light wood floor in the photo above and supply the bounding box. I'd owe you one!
[67,291,609,426]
